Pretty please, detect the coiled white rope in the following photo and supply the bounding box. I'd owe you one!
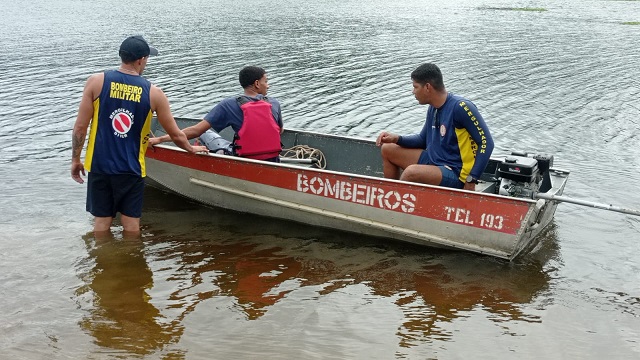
[280,145,327,169]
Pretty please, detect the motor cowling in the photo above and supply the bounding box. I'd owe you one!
[498,155,540,198]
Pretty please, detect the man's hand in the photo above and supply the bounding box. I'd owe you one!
[463,182,476,191]
[190,145,209,154]
[148,136,164,148]
[71,160,86,184]
[376,131,399,147]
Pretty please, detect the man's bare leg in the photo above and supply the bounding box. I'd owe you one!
[380,144,422,179]
[94,216,113,235]
[400,164,443,185]
[120,215,141,237]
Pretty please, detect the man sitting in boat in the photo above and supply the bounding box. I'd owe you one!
[149,66,283,161]
[375,63,494,191]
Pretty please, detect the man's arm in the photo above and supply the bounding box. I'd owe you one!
[277,109,284,134]
[376,113,431,148]
[149,119,211,146]
[272,98,284,134]
[396,118,429,149]
[150,85,207,153]
[71,73,102,184]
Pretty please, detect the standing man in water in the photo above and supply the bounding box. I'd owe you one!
[71,35,207,235]
[376,63,494,191]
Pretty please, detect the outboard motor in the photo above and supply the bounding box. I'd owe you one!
[498,155,541,198]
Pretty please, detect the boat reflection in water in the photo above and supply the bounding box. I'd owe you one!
[74,188,559,354]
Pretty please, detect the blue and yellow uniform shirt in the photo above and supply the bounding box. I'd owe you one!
[84,70,153,177]
[398,93,494,183]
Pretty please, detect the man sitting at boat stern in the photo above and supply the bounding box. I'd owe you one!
[71,36,208,235]
[376,63,494,191]
[149,66,284,162]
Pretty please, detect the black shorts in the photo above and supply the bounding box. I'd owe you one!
[86,173,145,218]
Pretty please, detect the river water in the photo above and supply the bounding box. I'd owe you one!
[1,0,639,358]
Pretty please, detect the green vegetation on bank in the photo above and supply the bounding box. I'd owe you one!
[511,7,547,11]
[481,7,548,11]
[621,21,640,25]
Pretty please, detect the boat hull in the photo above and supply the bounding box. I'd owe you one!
[145,134,568,260]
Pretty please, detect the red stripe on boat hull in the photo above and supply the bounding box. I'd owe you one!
[147,147,533,235]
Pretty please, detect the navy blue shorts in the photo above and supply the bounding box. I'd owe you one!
[86,173,145,218]
[417,151,464,189]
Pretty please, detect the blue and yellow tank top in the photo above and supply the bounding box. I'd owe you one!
[84,70,153,176]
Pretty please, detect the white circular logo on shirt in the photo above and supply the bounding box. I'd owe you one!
[109,108,135,138]
[112,112,132,135]
[440,124,446,137]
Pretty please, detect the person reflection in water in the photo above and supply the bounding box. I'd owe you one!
[77,233,176,355]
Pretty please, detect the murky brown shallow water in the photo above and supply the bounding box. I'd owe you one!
[1,0,639,358]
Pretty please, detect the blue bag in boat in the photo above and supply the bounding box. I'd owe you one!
[199,129,233,155]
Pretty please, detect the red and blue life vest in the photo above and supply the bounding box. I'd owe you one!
[233,96,282,160]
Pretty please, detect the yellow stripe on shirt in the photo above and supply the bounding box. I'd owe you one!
[455,128,478,182]
[138,111,153,177]
[84,98,101,172]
